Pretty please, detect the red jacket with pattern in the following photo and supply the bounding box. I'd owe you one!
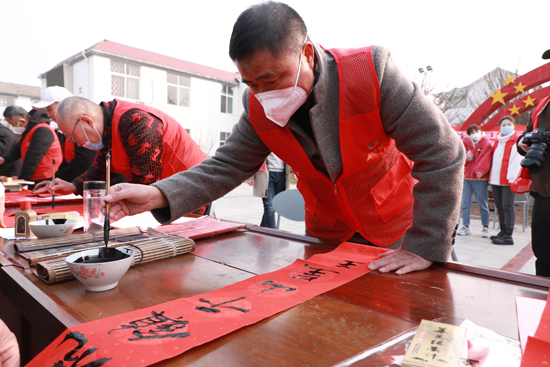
[111,100,207,181]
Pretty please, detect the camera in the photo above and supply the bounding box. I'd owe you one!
[521,128,550,174]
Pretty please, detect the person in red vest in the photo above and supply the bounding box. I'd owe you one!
[102,2,465,275]
[35,96,208,199]
[32,86,97,183]
[488,116,522,245]
[1,106,62,188]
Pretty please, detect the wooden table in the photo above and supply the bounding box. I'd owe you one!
[1,225,548,366]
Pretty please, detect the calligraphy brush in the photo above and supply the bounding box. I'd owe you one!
[51,159,55,209]
[103,150,115,258]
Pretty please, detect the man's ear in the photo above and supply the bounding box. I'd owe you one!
[80,115,94,126]
[304,42,314,69]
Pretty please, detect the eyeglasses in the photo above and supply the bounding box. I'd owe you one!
[66,118,81,143]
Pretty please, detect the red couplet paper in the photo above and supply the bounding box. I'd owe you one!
[26,242,389,367]
[3,205,84,228]
[4,188,82,207]
[520,293,550,366]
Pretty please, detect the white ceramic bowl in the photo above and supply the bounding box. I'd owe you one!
[29,219,77,239]
[65,248,135,292]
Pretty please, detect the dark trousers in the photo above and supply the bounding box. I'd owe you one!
[492,185,516,232]
[530,192,550,277]
[260,171,286,229]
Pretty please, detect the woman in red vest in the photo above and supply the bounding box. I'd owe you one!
[489,116,522,245]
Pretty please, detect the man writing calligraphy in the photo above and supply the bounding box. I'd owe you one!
[104,1,464,275]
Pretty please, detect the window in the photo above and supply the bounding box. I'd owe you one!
[167,73,190,107]
[221,85,233,114]
[0,95,15,109]
[111,60,140,99]
[220,131,230,146]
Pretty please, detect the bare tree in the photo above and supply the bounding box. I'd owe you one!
[430,67,534,126]
[192,127,217,156]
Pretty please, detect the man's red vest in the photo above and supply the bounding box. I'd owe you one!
[111,100,207,181]
[249,46,415,245]
[20,123,62,180]
[64,140,76,163]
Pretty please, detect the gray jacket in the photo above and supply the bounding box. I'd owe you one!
[252,159,292,198]
[152,44,465,263]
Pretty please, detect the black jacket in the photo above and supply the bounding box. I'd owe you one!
[517,102,550,197]
[0,125,21,177]
[2,113,56,181]
[55,133,97,182]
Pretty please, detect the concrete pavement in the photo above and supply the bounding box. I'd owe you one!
[212,183,535,275]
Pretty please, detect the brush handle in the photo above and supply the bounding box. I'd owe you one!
[104,151,111,246]
[52,159,55,209]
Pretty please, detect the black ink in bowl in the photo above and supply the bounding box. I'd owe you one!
[74,248,131,264]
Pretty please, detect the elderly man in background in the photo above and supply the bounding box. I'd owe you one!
[104,1,464,275]
[32,86,97,189]
[36,97,208,202]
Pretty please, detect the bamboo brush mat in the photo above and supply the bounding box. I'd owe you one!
[15,226,144,252]
[33,234,195,284]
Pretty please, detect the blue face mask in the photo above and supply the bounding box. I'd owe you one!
[82,123,105,151]
[500,125,514,136]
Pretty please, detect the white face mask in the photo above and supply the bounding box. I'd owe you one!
[255,36,311,127]
[470,132,481,142]
[82,123,105,151]
[12,120,25,135]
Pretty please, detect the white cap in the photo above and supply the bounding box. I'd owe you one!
[32,86,73,109]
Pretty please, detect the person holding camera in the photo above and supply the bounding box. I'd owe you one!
[457,125,493,237]
[517,93,550,276]
[489,116,522,245]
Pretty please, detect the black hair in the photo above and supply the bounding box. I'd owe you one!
[3,105,30,121]
[466,125,481,135]
[229,1,307,62]
[499,116,515,126]
[29,109,50,123]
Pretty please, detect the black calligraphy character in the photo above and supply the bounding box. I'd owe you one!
[290,263,340,281]
[196,296,250,313]
[427,352,438,360]
[435,326,447,335]
[335,260,365,269]
[52,331,112,367]
[430,346,440,353]
[108,310,190,341]
[261,280,297,293]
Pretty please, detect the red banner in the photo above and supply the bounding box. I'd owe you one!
[27,242,389,366]
[520,293,550,366]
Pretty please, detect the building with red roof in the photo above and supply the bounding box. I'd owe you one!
[39,40,244,155]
